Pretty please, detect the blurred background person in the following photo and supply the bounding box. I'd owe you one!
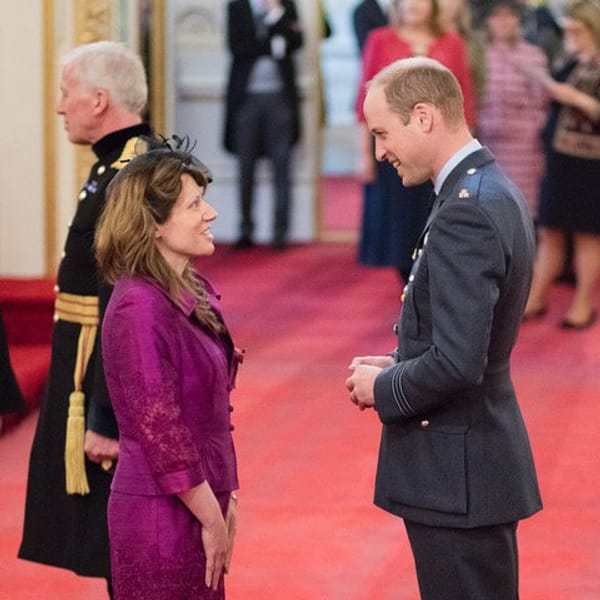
[438,0,486,108]
[471,1,564,66]
[18,41,152,598]
[223,0,303,251]
[520,0,565,66]
[96,148,240,599]
[477,0,548,217]
[0,304,26,435]
[523,0,600,328]
[353,0,390,54]
[355,0,474,282]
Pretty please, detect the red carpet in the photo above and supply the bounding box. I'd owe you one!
[1,278,54,432]
[320,176,361,235]
[1,242,599,599]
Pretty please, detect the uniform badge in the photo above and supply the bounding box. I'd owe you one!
[85,180,99,194]
[458,188,470,199]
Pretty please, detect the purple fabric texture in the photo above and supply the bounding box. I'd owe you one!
[102,274,239,598]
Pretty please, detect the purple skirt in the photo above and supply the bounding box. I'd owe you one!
[108,490,230,599]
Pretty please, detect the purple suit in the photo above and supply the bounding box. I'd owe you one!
[102,274,240,599]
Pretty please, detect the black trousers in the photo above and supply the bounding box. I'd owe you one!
[234,91,294,240]
[404,520,519,600]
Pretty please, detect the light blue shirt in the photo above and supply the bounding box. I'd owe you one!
[434,139,482,195]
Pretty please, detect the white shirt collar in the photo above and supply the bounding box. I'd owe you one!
[434,139,482,195]
[250,0,266,14]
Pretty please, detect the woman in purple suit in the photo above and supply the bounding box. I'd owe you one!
[95,146,241,598]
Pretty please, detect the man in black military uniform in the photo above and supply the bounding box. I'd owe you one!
[19,41,153,598]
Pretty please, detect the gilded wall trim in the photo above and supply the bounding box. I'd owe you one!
[75,0,112,44]
[150,0,166,135]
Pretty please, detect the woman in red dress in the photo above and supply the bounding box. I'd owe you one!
[355,0,474,281]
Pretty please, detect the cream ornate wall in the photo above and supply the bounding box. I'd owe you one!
[0,5,45,276]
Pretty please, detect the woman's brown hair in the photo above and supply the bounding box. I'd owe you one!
[564,0,600,49]
[95,147,223,333]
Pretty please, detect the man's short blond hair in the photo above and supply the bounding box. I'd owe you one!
[367,57,465,128]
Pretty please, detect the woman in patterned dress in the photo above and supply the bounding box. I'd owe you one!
[477,0,549,217]
[523,0,600,328]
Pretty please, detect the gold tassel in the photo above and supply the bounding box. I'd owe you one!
[54,294,98,495]
[65,390,90,495]
[64,322,96,495]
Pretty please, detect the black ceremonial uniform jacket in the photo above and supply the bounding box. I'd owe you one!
[373,147,542,529]
[57,123,153,436]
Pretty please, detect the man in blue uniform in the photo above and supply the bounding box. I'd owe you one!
[346,57,542,600]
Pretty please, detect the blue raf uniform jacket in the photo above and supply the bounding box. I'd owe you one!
[373,147,542,528]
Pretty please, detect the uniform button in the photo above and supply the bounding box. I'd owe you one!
[467,168,477,175]
[53,312,59,322]
[53,284,60,293]
[409,274,415,282]
[61,251,66,258]
[97,165,106,175]
[393,323,398,335]
[420,420,430,428]
[78,190,87,200]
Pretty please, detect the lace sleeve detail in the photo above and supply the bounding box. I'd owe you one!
[122,363,205,493]
[105,282,206,494]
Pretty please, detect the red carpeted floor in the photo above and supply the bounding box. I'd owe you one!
[320,176,362,234]
[1,242,600,599]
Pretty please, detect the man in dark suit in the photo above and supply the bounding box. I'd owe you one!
[345,57,542,599]
[223,0,303,250]
[352,0,388,53]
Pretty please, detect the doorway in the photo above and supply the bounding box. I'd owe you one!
[319,0,362,241]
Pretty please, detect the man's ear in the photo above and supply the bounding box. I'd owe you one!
[412,102,434,133]
[92,87,110,115]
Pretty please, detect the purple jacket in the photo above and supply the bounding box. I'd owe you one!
[102,274,239,497]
